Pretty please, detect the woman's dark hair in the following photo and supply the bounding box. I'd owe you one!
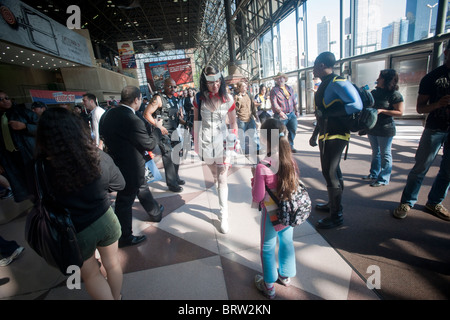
[199,65,228,100]
[259,84,266,94]
[35,107,101,193]
[260,118,299,200]
[379,69,399,92]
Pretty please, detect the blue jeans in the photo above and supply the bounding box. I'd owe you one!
[274,111,298,149]
[260,207,296,283]
[368,135,393,185]
[237,118,260,152]
[401,128,450,207]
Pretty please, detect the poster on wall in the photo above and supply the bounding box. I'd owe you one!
[144,58,193,92]
[0,0,92,66]
[29,89,86,105]
[117,41,136,69]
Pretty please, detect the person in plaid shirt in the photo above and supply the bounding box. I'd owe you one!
[270,73,299,153]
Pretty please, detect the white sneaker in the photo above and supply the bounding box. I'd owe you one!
[277,273,291,286]
[254,275,276,299]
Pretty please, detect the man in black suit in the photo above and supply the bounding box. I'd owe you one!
[100,86,164,247]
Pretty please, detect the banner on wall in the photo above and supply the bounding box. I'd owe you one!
[117,41,136,69]
[29,89,86,105]
[144,58,193,91]
[0,0,92,66]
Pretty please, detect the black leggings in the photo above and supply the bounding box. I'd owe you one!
[319,139,347,189]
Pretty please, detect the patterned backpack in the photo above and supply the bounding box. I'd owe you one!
[263,163,311,227]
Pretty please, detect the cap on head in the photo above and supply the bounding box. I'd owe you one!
[314,52,336,68]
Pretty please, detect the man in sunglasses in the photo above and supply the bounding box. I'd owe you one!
[0,90,39,203]
[143,78,186,192]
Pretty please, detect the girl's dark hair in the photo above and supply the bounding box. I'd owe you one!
[260,118,299,200]
[199,65,228,100]
[35,107,101,193]
[379,69,399,92]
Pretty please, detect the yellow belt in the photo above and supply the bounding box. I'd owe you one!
[319,133,350,142]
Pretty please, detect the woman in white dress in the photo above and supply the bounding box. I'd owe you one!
[193,66,239,233]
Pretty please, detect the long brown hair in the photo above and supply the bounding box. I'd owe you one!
[260,118,299,200]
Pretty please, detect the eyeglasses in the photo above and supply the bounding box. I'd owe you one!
[0,96,10,102]
[167,85,177,89]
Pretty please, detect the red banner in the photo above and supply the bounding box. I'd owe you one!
[144,58,193,91]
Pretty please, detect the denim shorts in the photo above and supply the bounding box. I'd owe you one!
[76,207,121,261]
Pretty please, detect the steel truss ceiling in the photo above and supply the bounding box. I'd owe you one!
[21,0,305,80]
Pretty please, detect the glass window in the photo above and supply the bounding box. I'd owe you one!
[392,54,430,115]
[353,60,386,89]
[354,0,410,54]
[261,30,274,78]
[305,0,341,65]
[273,26,280,74]
[297,5,306,68]
[279,11,298,73]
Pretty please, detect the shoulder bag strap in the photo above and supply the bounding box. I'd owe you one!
[261,162,280,206]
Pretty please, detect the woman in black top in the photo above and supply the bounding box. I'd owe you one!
[364,69,404,187]
[35,108,125,300]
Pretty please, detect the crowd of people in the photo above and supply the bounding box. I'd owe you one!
[0,46,449,299]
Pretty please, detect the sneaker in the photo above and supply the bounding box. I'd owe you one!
[425,203,450,221]
[277,273,291,287]
[362,175,376,181]
[393,203,410,219]
[370,182,386,187]
[0,247,24,266]
[254,275,275,299]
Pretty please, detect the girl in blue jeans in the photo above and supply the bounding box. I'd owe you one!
[251,119,298,299]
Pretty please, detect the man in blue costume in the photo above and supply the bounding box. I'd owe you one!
[313,52,363,229]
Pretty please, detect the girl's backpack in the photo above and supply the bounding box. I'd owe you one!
[263,163,311,227]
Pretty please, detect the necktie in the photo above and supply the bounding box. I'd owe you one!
[1,113,17,152]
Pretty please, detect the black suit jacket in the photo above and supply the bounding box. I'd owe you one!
[100,105,160,190]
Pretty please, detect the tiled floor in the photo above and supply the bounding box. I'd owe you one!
[1,116,447,301]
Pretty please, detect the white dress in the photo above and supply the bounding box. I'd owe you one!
[198,93,235,165]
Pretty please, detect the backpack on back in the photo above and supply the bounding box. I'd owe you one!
[262,164,311,228]
[347,84,377,133]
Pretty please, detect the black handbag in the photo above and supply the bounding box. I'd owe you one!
[25,160,83,274]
